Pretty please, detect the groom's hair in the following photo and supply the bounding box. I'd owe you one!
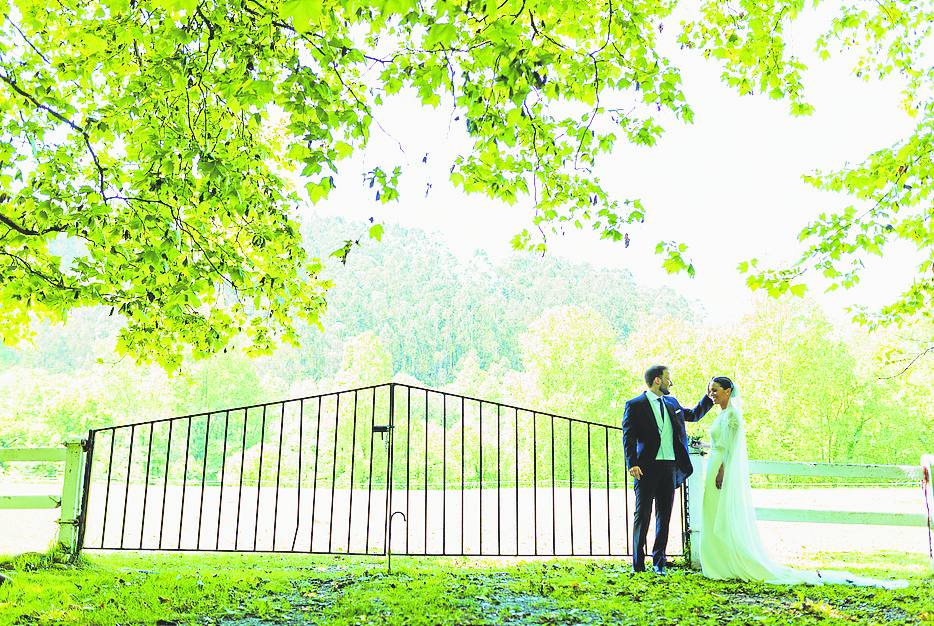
[644,365,667,387]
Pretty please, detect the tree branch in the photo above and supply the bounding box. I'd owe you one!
[0,250,78,292]
[0,72,107,200]
[528,12,569,50]
[0,210,66,236]
[2,12,52,65]
[879,345,934,379]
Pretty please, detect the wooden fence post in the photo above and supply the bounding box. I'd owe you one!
[57,437,87,555]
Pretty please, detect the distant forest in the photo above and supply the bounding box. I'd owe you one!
[1,215,932,468]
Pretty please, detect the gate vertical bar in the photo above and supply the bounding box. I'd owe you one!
[253,407,267,551]
[119,425,135,549]
[234,410,247,550]
[309,396,322,551]
[141,424,154,549]
[347,391,359,552]
[364,388,377,553]
[196,415,211,550]
[291,400,304,551]
[532,412,538,556]
[405,387,411,554]
[216,411,230,550]
[178,418,192,550]
[442,394,447,555]
[479,400,483,555]
[424,389,429,553]
[550,415,556,554]
[159,422,174,550]
[272,403,286,551]
[605,428,611,555]
[568,420,573,555]
[514,408,519,556]
[75,430,96,553]
[328,395,340,553]
[384,384,396,556]
[460,396,465,555]
[587,425,593,555]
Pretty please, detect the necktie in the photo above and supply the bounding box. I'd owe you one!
[658,398,666,425]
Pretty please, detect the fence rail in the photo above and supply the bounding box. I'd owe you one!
[0,448,67,463]
[749,460,922,481]
[0,494,62,509]
[754,508,926,527]
[749,460,927,528]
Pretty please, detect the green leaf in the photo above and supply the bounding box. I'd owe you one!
[281,0,322,32]
[425,22,458,48]
[334,141,354,160]
[307,177,333,204]
[84,34,107,55]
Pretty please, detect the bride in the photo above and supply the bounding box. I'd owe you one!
[699,376,907,588]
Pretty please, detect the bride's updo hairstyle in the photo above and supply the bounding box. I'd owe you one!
[711,376,733,392]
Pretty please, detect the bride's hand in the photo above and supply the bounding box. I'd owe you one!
[715,465,724,489]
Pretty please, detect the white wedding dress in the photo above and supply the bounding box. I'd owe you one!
[699,386,907,588]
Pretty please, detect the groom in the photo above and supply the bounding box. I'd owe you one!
[623,365,713,573]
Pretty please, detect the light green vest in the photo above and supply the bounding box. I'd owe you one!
[647,392,675,461]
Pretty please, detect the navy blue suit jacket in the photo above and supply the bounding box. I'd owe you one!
[622,391,713,487]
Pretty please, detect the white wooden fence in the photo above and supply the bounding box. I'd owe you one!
[0,438,88,554]
[685,450,934,570]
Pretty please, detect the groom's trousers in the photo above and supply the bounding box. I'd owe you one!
[631,459,676,571]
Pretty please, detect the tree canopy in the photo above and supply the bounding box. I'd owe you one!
[1,0,930,369]
[688,0,934,332]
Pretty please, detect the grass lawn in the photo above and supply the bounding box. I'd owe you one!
[0,549,931,625]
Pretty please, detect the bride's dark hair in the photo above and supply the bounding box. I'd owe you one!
[711,376,733,390]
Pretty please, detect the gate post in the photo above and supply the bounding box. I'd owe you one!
[922,454,933,573]
[57,437,87,555]
[684,447,706,570]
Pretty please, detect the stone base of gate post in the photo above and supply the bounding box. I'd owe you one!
[685,447,706,570]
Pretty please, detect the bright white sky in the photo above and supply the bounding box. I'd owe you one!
[307,4,922,326]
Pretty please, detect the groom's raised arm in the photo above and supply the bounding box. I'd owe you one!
[681,394,714,423]
[622,399,638,470]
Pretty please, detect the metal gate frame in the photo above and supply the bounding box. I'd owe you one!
[76,383,686,560]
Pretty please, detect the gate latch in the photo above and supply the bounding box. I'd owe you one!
[374,424,391,447]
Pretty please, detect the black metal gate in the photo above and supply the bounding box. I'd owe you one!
[79,383,685,558]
